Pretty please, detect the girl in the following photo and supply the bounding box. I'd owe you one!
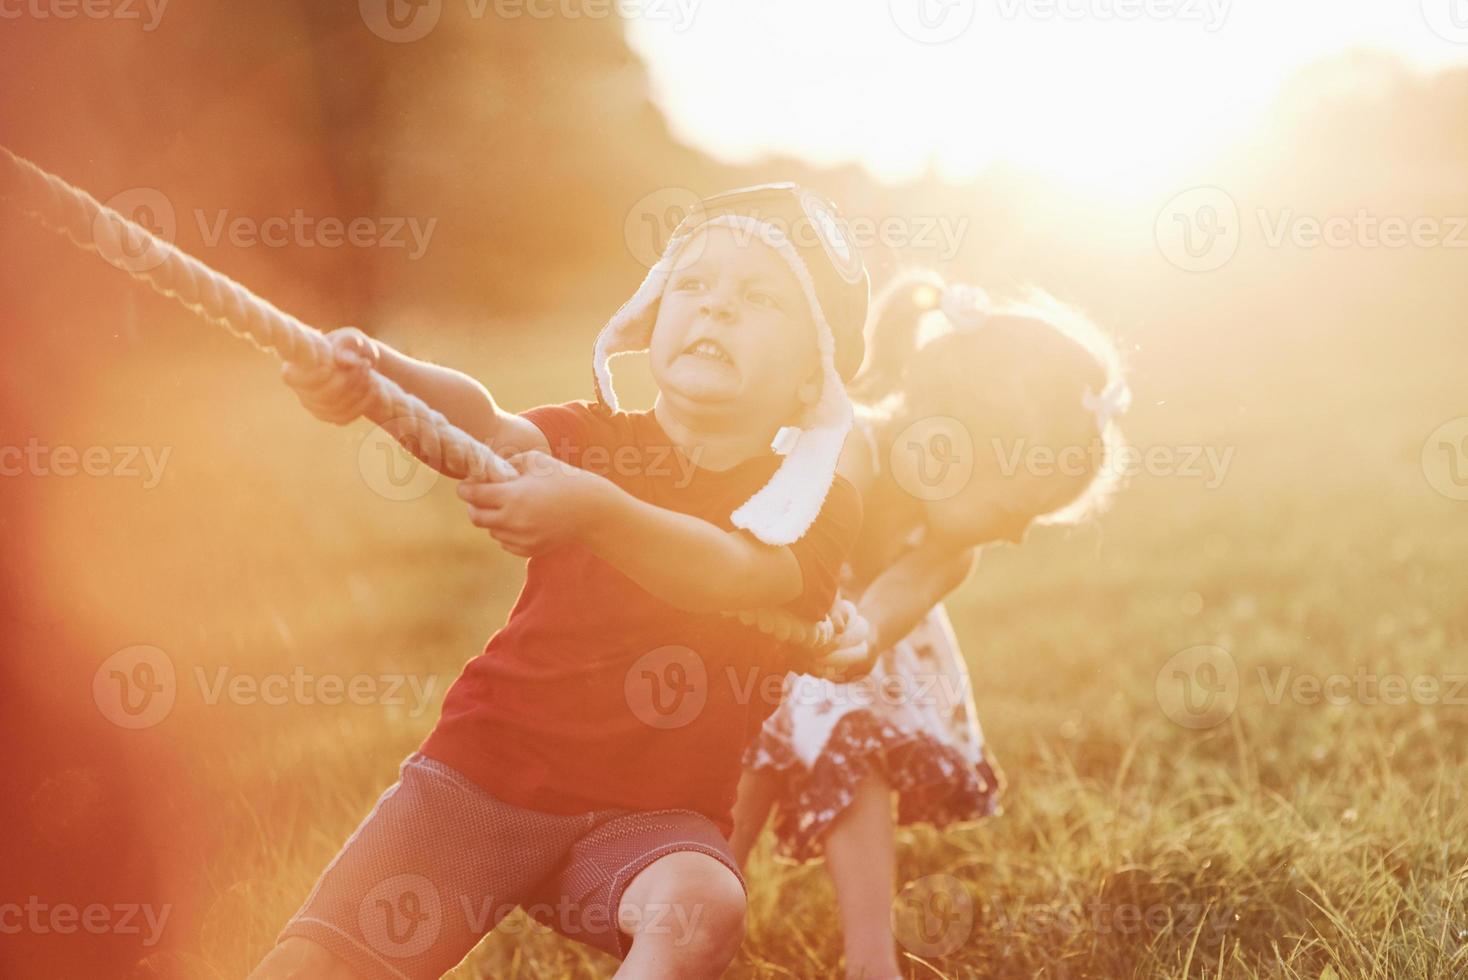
[731,270,1131,980]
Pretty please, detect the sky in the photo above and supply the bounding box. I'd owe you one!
[625,0,1468,190]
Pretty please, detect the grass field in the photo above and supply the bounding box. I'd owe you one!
[23,285,1468,979]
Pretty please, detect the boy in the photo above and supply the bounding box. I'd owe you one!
[249,185,870,979]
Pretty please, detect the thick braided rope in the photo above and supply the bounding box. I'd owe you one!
[0,145,514,484]
[0,145,834,652]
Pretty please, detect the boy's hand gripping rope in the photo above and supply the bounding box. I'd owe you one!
[0,145,835,654]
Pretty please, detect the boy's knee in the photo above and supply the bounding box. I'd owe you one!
[247,937,363,980]
[621,852,747,965]
[678,870,746,959]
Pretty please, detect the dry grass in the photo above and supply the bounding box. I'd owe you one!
[37,307,1468,980]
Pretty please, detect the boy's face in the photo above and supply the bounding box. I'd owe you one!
[648,226,821,429]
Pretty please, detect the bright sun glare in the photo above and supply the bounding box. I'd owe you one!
[626,0,1468,193]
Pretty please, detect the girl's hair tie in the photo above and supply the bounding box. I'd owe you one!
[938,283,991,331]
[1082,379,1132,431]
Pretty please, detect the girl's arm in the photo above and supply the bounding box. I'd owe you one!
[852,535,976,654]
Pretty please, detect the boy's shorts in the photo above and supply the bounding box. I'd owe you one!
[277,753,742,980]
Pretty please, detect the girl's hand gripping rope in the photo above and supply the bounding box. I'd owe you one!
[792,598,876,681]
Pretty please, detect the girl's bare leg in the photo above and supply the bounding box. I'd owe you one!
[822,773,902,980]
[729,766,780,869]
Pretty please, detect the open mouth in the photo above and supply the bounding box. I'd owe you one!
[683,338,734,366]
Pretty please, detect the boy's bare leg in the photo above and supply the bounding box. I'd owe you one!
[246,937,365,980]
[615,851,746,980]
[823,773,902,980]
[728,767,780,869]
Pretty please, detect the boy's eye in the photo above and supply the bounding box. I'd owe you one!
[673,275,706,291]
[746,289,781,310]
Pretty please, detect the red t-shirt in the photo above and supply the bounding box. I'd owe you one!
[421,401,862,837]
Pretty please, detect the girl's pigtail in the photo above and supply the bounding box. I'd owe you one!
[849,269,945,403]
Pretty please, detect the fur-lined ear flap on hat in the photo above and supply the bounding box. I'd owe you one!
[592,228,693,412]
[729,359,852,545]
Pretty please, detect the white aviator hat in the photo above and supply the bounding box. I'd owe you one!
[592,184,870,546]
